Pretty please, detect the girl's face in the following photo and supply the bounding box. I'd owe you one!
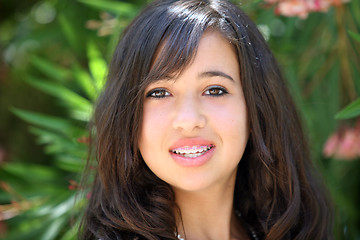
[139,31,249,193]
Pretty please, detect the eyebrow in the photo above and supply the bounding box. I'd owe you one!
[199,70,235,82]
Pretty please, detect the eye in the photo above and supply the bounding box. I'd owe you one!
[146,88,171,98]
[203,86,228,96]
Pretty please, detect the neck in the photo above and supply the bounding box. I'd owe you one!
[173,176,249,240]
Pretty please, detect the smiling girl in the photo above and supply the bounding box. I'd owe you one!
[80,1,333,239]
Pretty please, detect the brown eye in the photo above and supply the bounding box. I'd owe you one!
[204,86,228,96]
[209,88,221,95]
[146,88,171,98]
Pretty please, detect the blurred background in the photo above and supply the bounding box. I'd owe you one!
[0,0,359,239]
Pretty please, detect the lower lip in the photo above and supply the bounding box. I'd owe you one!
[170,147,215,167]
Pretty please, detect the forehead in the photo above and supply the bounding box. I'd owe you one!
[146,30,240,89]
[183,30,239,72]
[148,28,237,81]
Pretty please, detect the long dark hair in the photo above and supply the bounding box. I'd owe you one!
[80,0,333,239]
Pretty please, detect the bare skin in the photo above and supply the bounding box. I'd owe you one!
[170,32,250,240]
[140,30,250,240]
[174,167,250,240]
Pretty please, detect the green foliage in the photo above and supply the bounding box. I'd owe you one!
[336,31,360,120]
[30,55,71,83]
[79,0,140,17]
[336,98,360,119]
[0,0,125,238]
[348,30,360,42]
[87,41,107,93]
[0,162,83,240]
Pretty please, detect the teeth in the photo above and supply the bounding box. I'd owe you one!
[181,152,205,158]
[171,145,213,157]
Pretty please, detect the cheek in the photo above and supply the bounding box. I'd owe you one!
[208,101,248,134]
[139,105,174,181]
[142,106,166,130]
[207,101,249,156]
[139,104,170,153]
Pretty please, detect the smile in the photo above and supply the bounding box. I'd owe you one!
[170,145,214,158]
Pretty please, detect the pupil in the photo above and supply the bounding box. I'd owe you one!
[156,90,164,97]
[211,89,219,94]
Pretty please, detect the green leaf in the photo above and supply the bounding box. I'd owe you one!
[11,108,84,137]
[26,76,93,113]
[4,194,78,240]
[1,162,61,185]
[348,30,360,42]
[30,56,71,83]
[87,41,107,91]
[58,14,79,50]
[29,127,87,157]
[59,223,78,240]
[78,0,138,17]
[72,65,98,101]
[39,215,68,240]
[69,109,92,122]
[335,98,360,119]
[29,127,72,145]
[37,196,78,240]
[55,155,86,172]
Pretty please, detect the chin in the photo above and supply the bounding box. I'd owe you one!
[169,175,222,193]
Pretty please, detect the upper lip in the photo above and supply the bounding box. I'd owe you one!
[169,138,215,151]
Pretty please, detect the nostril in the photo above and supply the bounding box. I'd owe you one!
[172,109,206,132]
[171,97,207,132]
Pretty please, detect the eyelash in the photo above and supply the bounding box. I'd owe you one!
[203,86,228,96]
[146,88,171,98]
[146,86,229,99]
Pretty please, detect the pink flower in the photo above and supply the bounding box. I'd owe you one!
[277,0,309,18]
[323,119,360,160]
[307,0,332,12]
[265,0,351,18]
[335,129,358,160]
[323,132,340,157]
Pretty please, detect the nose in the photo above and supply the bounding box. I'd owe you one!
[172,95,206,133]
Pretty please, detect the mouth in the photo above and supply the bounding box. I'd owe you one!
[170,145,215,158]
